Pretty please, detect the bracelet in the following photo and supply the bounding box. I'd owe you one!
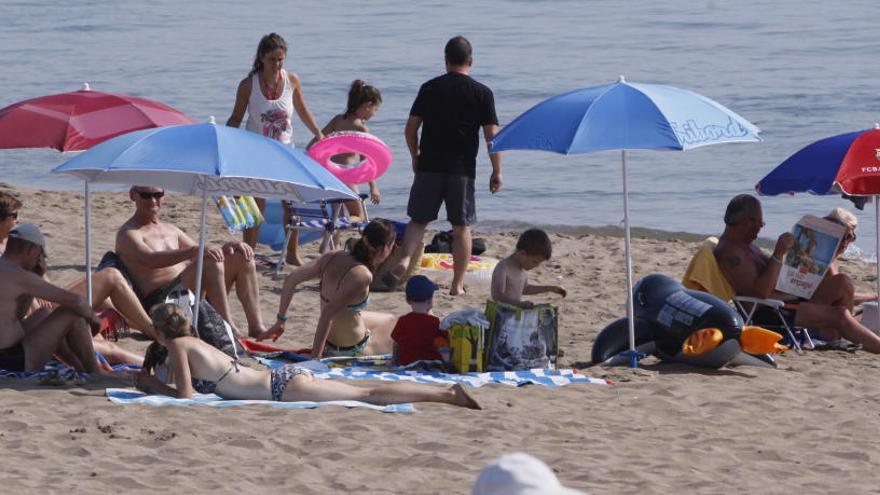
[276,313,288,322]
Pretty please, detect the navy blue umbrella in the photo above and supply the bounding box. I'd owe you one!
[757,124,880,328]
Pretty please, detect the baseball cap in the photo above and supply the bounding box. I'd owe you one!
[471,453,584,495]
[405,275,438,302]
[8,223,47,257]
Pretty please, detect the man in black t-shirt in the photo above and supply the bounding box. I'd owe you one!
[385,36,503,295]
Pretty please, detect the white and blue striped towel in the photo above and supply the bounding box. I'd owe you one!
[255,359,609,388]
[313,368,608,387]
[105,388,414,413]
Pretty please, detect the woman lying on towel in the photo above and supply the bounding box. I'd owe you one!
[135,303,481,408]
[262,219,398,358]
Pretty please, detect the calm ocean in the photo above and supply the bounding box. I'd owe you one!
[1,0,879,257]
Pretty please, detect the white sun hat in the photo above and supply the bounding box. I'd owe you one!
[471,453,585,495]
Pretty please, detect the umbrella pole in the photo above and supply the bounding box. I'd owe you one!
[875,196,879,331]
[621,150,638,368]
[191,190,208,336]
[85,181,92,305]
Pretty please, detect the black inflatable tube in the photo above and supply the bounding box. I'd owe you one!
[591,274,751,369]
[590,316,655,364]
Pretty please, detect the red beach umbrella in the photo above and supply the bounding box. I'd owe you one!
[0,83,196,151]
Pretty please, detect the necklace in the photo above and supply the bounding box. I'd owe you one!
[262,71,283,100]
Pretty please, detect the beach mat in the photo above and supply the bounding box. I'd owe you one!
[105,388,415,413]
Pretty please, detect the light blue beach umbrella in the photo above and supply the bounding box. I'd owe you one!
[54,118,357,327]
[491,76,761,367]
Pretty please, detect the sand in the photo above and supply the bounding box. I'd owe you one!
[2,184,879,494]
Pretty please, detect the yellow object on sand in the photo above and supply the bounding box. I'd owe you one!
[681,328,724,356]
[449,323,485,373]
[681,237,736,302]
[419,253,498,286]
[740,326,788,354]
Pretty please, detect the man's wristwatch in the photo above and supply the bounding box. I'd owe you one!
[276,313,288,323]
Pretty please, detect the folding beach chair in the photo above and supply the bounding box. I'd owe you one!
[682,237,814,352]
[273,194,370,278]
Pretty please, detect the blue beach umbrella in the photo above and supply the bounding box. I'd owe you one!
[491,76,762,367]
[757,124,880,329]
[54,118,357,327]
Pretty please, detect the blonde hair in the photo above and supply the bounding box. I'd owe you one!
[150,303,193,339]
[825,207,858,231]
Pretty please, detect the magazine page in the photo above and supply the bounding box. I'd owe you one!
[775,215,847,299]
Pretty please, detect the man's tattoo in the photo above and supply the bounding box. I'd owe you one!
[727,256,741,267]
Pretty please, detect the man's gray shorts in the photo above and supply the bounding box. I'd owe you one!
[406,171,476,226]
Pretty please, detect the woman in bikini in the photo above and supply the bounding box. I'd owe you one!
[264,219,398,358]
[135,303,480,409]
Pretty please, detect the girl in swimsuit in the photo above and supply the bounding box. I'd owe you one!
[136,303,480,409]
[264,219,398,358]
[297,80,384,258]
[309,80,384,221]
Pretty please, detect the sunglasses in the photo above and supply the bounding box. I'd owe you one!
[136,191,165,200]
[2,211,19,220]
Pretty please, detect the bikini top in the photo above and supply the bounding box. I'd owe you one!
[320,253,370,313]
[191,359,239,395]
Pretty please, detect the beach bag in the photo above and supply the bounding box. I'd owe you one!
[441,309,491,373]
[484,300,558,371]
[448,323,486,373]
[425,231,487,256]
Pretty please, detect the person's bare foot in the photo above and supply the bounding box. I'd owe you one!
[248,326,268,339]
[450,285,467,296]
[285,253,303,266]
[451,384,482,410]
[251,326,284,342]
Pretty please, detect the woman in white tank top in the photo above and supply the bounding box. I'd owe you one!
[226,33,324,264]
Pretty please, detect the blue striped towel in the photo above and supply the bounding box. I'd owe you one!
[255,358,608,388]
[105,388,414,413]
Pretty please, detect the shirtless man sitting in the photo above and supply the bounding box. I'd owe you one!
[116,186,267,338]
[715,194,880,353]
[0,224,101,372]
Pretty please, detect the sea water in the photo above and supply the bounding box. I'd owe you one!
[1,0,878,258]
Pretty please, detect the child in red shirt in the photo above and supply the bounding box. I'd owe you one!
[391,275,447,365]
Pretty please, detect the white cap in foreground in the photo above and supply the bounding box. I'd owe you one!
[471,453,585,495]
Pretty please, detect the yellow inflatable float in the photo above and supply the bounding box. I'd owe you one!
[419,253,498,286]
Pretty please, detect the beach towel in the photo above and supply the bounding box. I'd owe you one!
[254,356,608,388]
[682,237,737,302]
[0,357,136,380]
[105,388,414,413]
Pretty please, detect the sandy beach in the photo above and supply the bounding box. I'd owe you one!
[2,184,879,494]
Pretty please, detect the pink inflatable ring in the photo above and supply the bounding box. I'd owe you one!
[307,131,392,184]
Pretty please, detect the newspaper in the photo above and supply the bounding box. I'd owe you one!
[775,215,846,299]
